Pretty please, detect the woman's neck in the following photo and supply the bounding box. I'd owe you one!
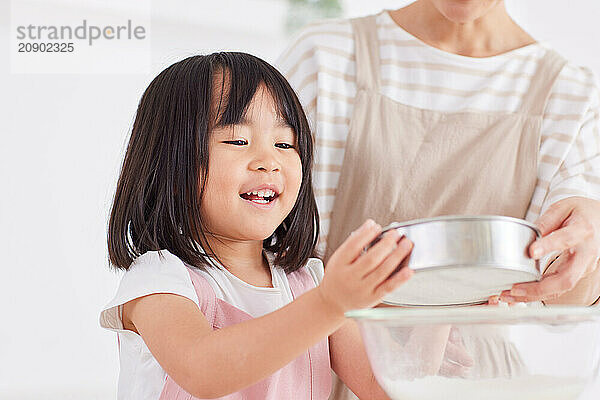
[200,234,273,287]
[389,0,536,58]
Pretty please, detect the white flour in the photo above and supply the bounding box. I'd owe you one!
[384,266,538,306]
[380,375,586,400]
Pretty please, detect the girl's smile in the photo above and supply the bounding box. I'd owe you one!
[239,184,281,209]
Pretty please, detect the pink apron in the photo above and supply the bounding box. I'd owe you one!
[158,265,332,400]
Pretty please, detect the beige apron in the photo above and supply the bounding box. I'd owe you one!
[326,15,567,400]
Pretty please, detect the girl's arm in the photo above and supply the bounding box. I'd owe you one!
[329,319,391,400]
[330,320,474,398]
[125,220,414,398]
[126,287,343,398]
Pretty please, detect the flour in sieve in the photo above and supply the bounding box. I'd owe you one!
[384,266,539,305]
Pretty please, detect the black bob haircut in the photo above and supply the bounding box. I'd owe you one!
[108,52,320,273]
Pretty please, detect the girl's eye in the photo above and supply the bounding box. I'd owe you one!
[275,143,295,149]
[223,140,248,146]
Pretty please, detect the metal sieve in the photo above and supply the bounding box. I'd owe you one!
[368,215,542,306]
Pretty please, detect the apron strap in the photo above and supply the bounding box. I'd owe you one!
[287,267,317,299]
[520,49,568,116]
[185,266,218,327]
[350,15,381,91]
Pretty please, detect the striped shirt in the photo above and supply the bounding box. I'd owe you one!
[277,11,600,252]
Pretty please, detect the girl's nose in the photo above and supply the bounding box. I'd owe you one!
[249,153,280,173]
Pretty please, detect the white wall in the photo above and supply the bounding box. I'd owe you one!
[2,1,600,398]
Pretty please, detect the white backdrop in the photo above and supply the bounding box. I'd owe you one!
[1,1,600,398]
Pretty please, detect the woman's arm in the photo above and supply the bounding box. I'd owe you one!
[500,84,600,306]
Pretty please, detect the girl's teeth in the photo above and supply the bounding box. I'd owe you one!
[244,189,277,197]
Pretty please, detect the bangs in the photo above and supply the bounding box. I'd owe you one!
[210,54,300,135]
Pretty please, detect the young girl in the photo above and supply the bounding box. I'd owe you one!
[99,52,415,399]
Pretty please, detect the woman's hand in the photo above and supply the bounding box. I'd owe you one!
[499,197,600,304]
[318,219,414,315]
[377,325,473,380]
[439,327,475,378]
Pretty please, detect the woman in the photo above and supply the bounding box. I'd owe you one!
[278,0,600,398]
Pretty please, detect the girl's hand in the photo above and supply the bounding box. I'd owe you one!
[318,219,414,315]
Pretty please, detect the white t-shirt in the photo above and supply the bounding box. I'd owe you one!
[99,250,325,400]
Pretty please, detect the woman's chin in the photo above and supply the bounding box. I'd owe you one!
[434,0,499,24]
[441,8,484,23]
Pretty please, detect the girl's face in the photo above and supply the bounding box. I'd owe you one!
[427,0,503,23]
[200,86,302,243]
